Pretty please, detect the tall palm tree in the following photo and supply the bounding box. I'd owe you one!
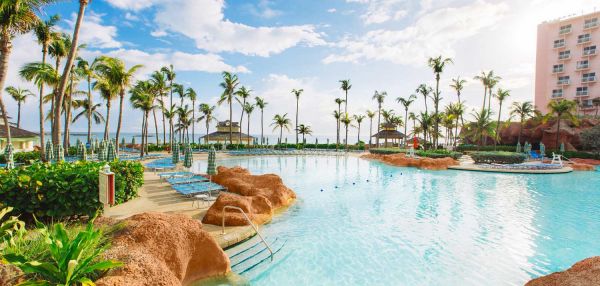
[163,104,176,144]
[52,0,90,145]
[450,76,467,126]
[235,86,251,143]
[34,14,60,158]
[446,102,465,147]
[72,99,104,127]
[291,88,303,145]
[48,31,69,131]
[366,110,375,146]
[353,114,365,143]
[0,0,53,145]
[396,94,416,147]
[175,104,192,143]
[493,88,510,149]
[93,77,118,141]
[63,68,82,150]
[417,112,432,150]
[408,112,417,139]
[332,110,341,150]
[95,56,142,150]
[474,71,489,113]
[340,113,352,150]
[510,101,534,145]
[171,83,185,142]
[186,87,197,144]
[150,71,167,145]
[428,56,453,149]
[380,109,394,147]
[339,79,351,114]
[243,102,254,145]
[161,64,176,107]
[218,71,239,145]
[271,113,291,144]
[76,57,99,143]
[5,86,32,128]
[470,109,496,147]
[547,99,577,149]
[334,98,344,147]
[372,91,386,147]
[130,80,155,157]
[198,103,216,144]
[297,124,312,143]
[254,97,267,145]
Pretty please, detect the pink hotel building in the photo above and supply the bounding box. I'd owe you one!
[535,11,599,114]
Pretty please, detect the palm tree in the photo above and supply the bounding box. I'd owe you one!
[235,86,251,143]
[487,74,501,113]
[76,57,99,143]
[428,56,453,149]
[417,112,433,150]
[95,56,142,151]
[446,102,465,147]
[72,99,104,126]
[493,88,511,149]
[334,98,344,147]
[396,94,416,147]
[340,113,352,150]
[186,87,197,143]
[547,99,577,149]
[52,0,91,145]
[297,124,312,143]
[0,0,53,145]
[291,88,303,145]
[198,103,216,144]
[339,79,351,114]
[380,109,394,147]
[150,71,167,145]
[416,84,432,114]
[218,71,239,145]
[171,83,185,142]
[130,80,156,156]
[510,101,534,145]
[592,97,600,118]
[255,97,267,145]
[243,102,254,145]
[5,87,32,128]
[163,104,176,144]
[161,64,176,106]
[332,110,341,150]
[93,77,118,140]
[408,112,417,140]
[470,109,496,147]
[366,110,375,146]
[271,113,291,144]
[450,77,467,104]
[34,14,60,158]
[372,91,386,147]
[175,104,192,143]
[474,71,489,113]
[353,114,365,143]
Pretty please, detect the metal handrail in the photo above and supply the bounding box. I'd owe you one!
[221,205,273,261]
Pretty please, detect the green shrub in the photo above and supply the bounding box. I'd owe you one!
[0,151,41,164]
[369,148,407,154]
[471,151,526,164]
[417,150,462,160]
[0,161,144,220]
[456,144,517,152]
[544,150,600,160]
[581,125,600,154]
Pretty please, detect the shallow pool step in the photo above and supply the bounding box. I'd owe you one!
[226,235,286,276]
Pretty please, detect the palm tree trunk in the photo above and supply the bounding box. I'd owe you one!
[206,121,210,144]
[229,97,233,145]
[404,110,408,147]
[63,92,73,152]
[260,109,264,145]
[454,117,459,147]
[376,106,381,147]
[247,114,250,145]
[494,102,503,150]
[16,103,21,128]
[141,112,146,157]
[279,126,283,144]
[357,123,361,143]
[345,124,348,151]
[160,94,165,146]
[152,109,159,145]
[0,35,13,145]
[53,0,88,145]
[86,76,92,143]
[556,116,561,150]
[481,86,487,112]
[295,97,299,145]
[104,101,111,140]
[239,98,245,143]
[344,90,348,115]
[115,89,125,153]
[192,100,195,144]
[434,74,440,149]
[39,45,48,160]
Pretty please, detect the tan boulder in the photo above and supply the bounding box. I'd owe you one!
[526,256,600,286]
[362,153,458,170]
[96,212,229,286]
[202,192,273,226]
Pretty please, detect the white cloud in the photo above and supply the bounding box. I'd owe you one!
[124,12,139,21]
[248,0,282,19]
[104,0,157,11]
[325,1,509,65]
[347,0,408,25]
[64,12,122,49]
[327,8,337,13]
[150,30,167,37]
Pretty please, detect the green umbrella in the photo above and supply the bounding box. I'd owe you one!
[4,143,14,169]
[121,137,125,147]
[55,144,64,162]
[207,146,217,176]
[45,140,54,162]
[132,137,135,145]
[107,141,116,162]
[98,142,106,161]
[560,142,565,153]
[184,144,193,168]
[516,141,521,153]
[76,140,82,158]
[540,143,545,159]
[79,142,87,161]
[172,141,180,164]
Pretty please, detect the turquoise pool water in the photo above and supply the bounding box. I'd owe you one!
[196,156,600,285]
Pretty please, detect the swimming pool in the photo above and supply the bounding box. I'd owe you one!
[195,156,600,285]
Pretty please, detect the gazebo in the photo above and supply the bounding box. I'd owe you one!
[200,120,255,145]
[371,123,405,147]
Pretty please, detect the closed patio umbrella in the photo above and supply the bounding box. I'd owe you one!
[55,144,64,162]
[98,143,106,161]
[45,140,54,162]
[184,144,193,168]
[172,142,180,164]
[107,141,116,162]
[560,142,565,153]
[79,142,87,161]
[4,143,14,169]
[540,143,545,159]
[516,141,521,153]
[207,146,217,178]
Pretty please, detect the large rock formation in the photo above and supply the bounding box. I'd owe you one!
[526,256,600,286]
[202,166,296,227]
[362,153,459,170]
[96,212,229,286]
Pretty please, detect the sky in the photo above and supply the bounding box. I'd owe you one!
[4,0,600,141]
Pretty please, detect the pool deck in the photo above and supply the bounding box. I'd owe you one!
[449,164,573,174]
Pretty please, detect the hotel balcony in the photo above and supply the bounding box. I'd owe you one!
[584,20,598,30]
[577,36,592,45]
[576,62,590,70]
[582,76,597,83]
[583,49,597,56]
[557,79,571,86]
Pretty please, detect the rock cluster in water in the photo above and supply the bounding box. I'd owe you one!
[202,166,296,226]
[362,153,459,170]
[96,212,230,286]
[526,256,600,286]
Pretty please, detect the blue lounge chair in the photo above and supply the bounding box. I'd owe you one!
[167,176,209,185]
[530,151,542,159]
[171,181,226,196]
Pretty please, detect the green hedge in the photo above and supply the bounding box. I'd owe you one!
[416,150,462,160]
[0,161,144,220]
[369,148,407,154]
[456,144,517,152]
[471,151,526,164]
[544,150,600,160]
[0,151,41,164]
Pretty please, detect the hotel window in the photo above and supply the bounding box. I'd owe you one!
[552,89,563,98]
[584,18,598,29]
[557,76,570,85]
[576,86,589,96]
[578,33,591,44]
[552,64,564,73]
[553,39,565,48]
[583,45,597,56]
[559,24,572,34]
[558,50,571,59]
[582,99,593,107]
[582,72,596,83]
[577,60,589,69]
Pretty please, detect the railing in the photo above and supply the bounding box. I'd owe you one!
[221,205,274,261]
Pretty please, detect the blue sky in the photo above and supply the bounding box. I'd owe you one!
[4,0,598,140]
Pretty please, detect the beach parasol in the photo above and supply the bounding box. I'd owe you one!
[172,141,180,164]
[107,140,117,162]
[207,146,217,179]
[540,143,545,159]
[79,142,87,161]
[45,140,54,162]
[183,144,193,168]
[98,142,106,161]
[4,143,14,169]
[132,137,135,146]
[560,142,565,153]
[55,144,64,162]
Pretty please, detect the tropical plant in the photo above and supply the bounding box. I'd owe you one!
[581,125,600,153]
[5,86,32,128]
[254,97,267,145]
[72,99,104,125]
[76,57,99,143]
[235,86,251,143]
[130,80,155,156]
[175,104,192,142]
[271,113,291,144]
[93,76,117,140]
[396,94,416,146]
[592,97,600,118]
[547,99,578,149]
[428,55,453,148]
[0,207,25,251]
[416,112,433,149]
[510,101,534,145]
[353,114,365,143]
[408,112,417,138]
[163,103,176,144]
[446,102,465,147]
[291,88,303,144]
[150,71,168,145]
[493,88,511,149]
[218,71,239,144]
[186,87,197,144]
[243,102,254,145]
[366,110,375,145]
[161,64,176,105]
[469,109,496,147]
[339,79,351,114]
[297,124,312,143]
[450,77,467,104]
[332,110,341,150]
[416,84,432,114]
[471,151,526,164]
[334,98,344,147]
[172,83,185,141]
[199,103,216,144]
[340,113,352,150]
[372,91,386,146]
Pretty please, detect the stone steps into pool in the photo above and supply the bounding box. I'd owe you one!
[458,155,474,165]
[226,234,287,277]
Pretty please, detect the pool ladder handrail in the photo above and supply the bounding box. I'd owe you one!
[221,205,274,262]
